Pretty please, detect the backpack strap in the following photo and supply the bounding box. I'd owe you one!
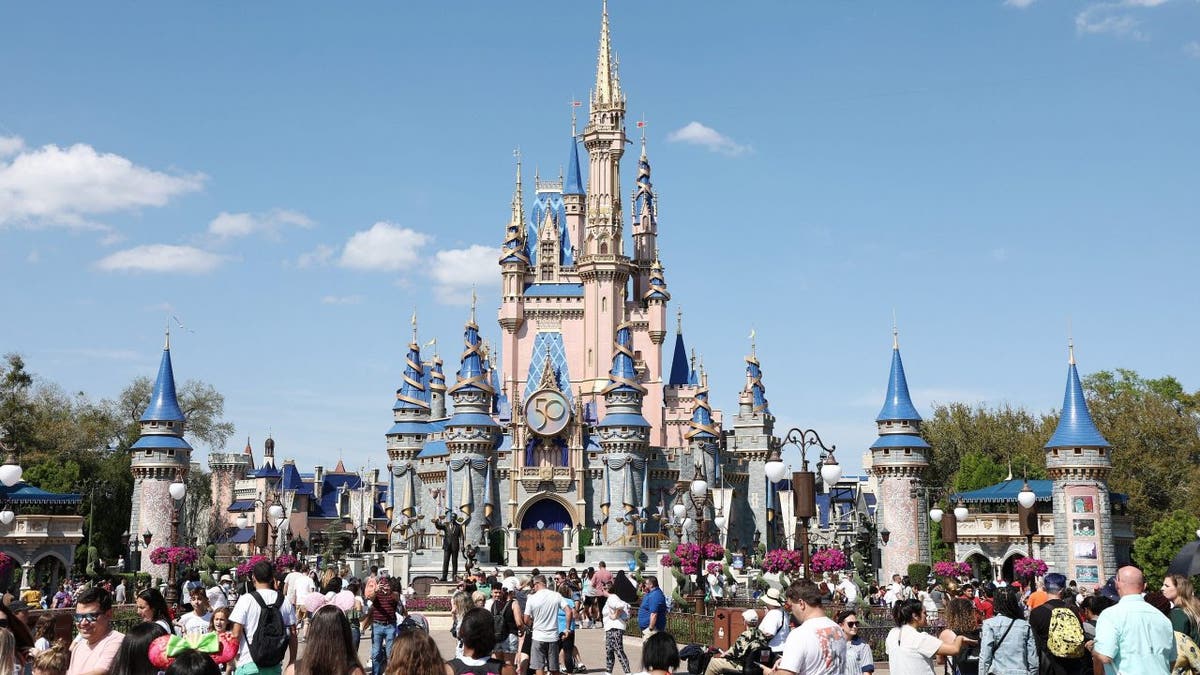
[251,590,267,609]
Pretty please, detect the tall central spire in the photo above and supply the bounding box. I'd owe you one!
[593,0,622,108]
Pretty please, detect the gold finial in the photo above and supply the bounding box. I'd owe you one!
[469,286,478,324]
[676,307,683,333]
[594,0,618,105]
[411,308,418,345]
[164,316,171,350]
[748,328,757,357]
[892,309,899,350]
[1067,317,1075,365]
[637,114,647,149]
[569,98,581,137]
[514,146,522,189]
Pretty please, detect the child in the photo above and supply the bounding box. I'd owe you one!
[31,639,70,675]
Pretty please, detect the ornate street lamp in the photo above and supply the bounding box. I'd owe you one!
[164,478,187,609]
[780,427,838,579]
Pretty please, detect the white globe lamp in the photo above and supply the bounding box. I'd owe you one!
[1017,482,1037,509]
[236,514,249,529]
[0,462,22,488]
[820,460,843,486]
[168,481,187,501]
[672,503,686,519]
[764,458,786,483]
[954,501,969,522]
[690,477,708,498]
[929,507,944,523]
[714,514,726,529]
[0,509,13,525]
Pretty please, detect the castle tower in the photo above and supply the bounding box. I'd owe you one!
[595,321,650,546]
[208,438,252,532]
[129,329,192,581]
[727,340,779,554]
[869,329,931,580]
[577,0,630,384]
[444,307,502,548]
[1044,341,1114,580]
[564,118,586,256]
[630,137,659,299]
[499,154,529,336]
[682,367,721,543]
[429,353,447,420]
[387,317,431,544]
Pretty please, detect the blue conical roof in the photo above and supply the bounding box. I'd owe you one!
[394,342,430,412]
[685,386,719,440]
[140,347,186,423]
[746,356,770,414]
[668,331,689,386]
[449,321,493,395]
[876,347,921,422]
[603,324,642,394]
[1045,362,1110,448]
[564,136,584,196]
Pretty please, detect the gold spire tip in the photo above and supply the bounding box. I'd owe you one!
[676,307,683,333]
[469,286,478,324]
[892,309,899,350]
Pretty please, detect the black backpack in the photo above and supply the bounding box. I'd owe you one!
[493,600,512,643]
[248,591,290,667]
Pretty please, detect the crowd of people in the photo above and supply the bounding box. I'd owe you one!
[4,559,1200,675]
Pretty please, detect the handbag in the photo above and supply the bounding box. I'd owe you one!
[987,619,1017,674]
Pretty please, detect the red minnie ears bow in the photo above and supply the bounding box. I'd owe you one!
[149,632,239,668]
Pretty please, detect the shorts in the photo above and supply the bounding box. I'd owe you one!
[530,639,560,672]
[496,633,519,655]
[521,632,533,656]
[582,596,598,607]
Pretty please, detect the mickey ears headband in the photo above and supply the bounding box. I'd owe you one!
[148,633,239,668]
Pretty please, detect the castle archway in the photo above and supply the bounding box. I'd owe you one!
[517,497,573,568]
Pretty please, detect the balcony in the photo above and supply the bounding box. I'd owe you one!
[0,515,85,544]
[956,513,1055,542]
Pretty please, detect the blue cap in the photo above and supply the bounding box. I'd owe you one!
[1044,573,1066,592]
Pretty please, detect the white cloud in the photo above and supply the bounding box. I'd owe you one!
[0,136,24,158]
[339,222,430,271]
[1185,41,1200,58]
[1074,0,1176,40]
[321,295,364,305]
[294,244,336,268]
[0,140,205,230]
[208,209,312,240]
[1004,0,1037,8]
[430,244,499,305]
[666,122,751,156]
[96,244,227,274]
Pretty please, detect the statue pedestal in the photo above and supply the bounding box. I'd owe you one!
[427,582,458,597]
[385,549,412,585]
[582,545,642,570]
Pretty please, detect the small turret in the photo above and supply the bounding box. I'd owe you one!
[500,152,528,334]
[1045,340,1111,477]
[667,310,690,387]
[387,314,431,464]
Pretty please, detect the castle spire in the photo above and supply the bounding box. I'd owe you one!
[667,308,689,386]
[601,321,647,396]
[685,371,719,441]
[141,336,186,424]
[564,128,584,196]
[392,321,430,412]
[744,336,770,414]
[592,0,622,108]
[876,330,921,423]
[1045,342,1109,448]
[448,311,493,397]
[500,149,530,265]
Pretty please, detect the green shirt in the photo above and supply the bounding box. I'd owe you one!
[1094,594,1177,675]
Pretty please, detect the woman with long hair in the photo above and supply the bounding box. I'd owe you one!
[165,650,221,675]
[108,621,168,675]
[385,630,445,675]
[31,614,54,655]
[284,605,363,675]
[1163,575,1200,643]
[979,586,1036,675]
[886,598,973,674]
[136,588,175,635]
[450,590,472,659]
[938,598,980,675]
[0,598,35,661]
[0,628,16,675]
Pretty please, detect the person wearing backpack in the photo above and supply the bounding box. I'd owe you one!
[491,581,524,671]
[229,559,298,675]
[979,587,1037,675]
[1028,573,1089,675]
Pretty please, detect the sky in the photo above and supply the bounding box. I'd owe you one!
[1,1,1198,479]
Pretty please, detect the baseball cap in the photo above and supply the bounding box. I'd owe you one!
[742,609,759,624]
[220,574,232,582]
[1044,573,1067,592]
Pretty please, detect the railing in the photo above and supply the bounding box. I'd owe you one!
[956,513,1055,539]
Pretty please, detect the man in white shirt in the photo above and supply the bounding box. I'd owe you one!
[832,573,858,604]
[757,588,790,658]
[230,560,298,675]
[207,574,235,611]
[768,581,846,675]
[524,574,569,675]
[177,587,213,634]
[283,562,316,634]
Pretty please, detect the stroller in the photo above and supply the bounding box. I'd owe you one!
[680,644,718,675]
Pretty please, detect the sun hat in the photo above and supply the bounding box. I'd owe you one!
[219,574,232,582]
[742,609,760,624]
[503,578,520,593]
[760,587,784,608]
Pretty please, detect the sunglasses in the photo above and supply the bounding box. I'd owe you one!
[0,619,7,628]
[73,612,102,624]
[843,621,859,627]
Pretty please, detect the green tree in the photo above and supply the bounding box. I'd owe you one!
[1132,510,1200,584]
[921,402,1052,493]
[112,377,235,451]
[1084,370,1200,531]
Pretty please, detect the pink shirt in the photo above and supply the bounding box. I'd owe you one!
[592,568,613,592]
[67,630,124,675]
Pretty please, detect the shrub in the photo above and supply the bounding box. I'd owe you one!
[907,563,931,586]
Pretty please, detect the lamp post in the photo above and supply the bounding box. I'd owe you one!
[0,428,24,526]
[1017,473,1037,559]
[769,427,840,579]
[163,478,187,610]
[236,500,286,557]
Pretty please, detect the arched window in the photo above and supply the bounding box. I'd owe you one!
[601,297,607,312]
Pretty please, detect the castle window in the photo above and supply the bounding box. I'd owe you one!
[601,297,607,312]
[904,449,911,455]
[1098,449,1106,456]
[1052,449,1059,457]
[167,450,175,456]
[588,349,593,367]
[151,421,158,427]
[600,243,609,255]
[1074,448,1082,455]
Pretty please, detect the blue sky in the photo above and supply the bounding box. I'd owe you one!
[2,1,1197,478]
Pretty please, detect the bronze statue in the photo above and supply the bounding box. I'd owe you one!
[434,511,466,581]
